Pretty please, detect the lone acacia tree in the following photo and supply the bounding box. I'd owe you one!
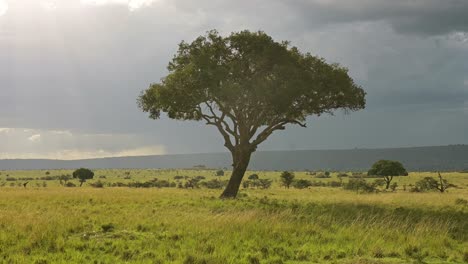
[73,168,94,187]
[368,160,408,189]
[138,30,366,198]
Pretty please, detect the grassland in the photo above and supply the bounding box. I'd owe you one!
[0,169,467,264]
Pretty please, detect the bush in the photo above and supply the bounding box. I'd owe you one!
[201,179,227,189]
[65,182,76,187]
[6,177,17,181]
[343,179,376,193]
[292,179,312,189]
[411,175,455,193]
[248,174,259,180]
[40,175,59,181]
[101,223,115,233]
[257,179,272,189]
[90,180,104,188]
[243,178,272,189]
[215,170,225,176]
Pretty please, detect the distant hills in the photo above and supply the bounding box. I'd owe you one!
[1,145,468,171]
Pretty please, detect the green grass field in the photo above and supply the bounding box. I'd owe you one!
[0,170,467,264]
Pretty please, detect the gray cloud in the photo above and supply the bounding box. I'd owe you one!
[0,0,467,158]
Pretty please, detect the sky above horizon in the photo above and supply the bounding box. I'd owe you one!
[1,0,468,160]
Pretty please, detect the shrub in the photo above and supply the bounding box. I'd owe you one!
[215,170,225,176]
[65,182,76,187]
[248,174,259,180]
[6,177,17,181]
[101,223,115,233]
[412,174,455,193]
[90,180,104,188]
[257,179,272,189]
[201,179,227,189]
[292,179,312,189]
[343,179,376,193]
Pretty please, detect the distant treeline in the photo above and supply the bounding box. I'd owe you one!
[1,145,468,171]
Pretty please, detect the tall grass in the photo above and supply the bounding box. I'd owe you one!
[0,170,466,263]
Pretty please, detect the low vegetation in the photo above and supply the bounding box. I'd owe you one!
[0,169,466,263]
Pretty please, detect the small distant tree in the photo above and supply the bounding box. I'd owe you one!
[72,168,94,187]
[368,160,408,189]
[280,171,295,189]
[413,173,455,193]
[257,179,272,189]
[216,170,225,176]
[58,174,71,186]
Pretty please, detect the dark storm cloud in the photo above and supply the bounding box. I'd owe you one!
[290,0,468,36]
[0,0,467,157]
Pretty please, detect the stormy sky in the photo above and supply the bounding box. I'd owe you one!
[0,0,467,159]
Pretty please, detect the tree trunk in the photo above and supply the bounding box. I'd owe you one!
[80,181,84,187]
[220,149,252,199]
[384,176,392,189]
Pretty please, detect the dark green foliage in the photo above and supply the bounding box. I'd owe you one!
[280,171,295,189]
[368,160,408,189]
[72,168,94,187]
[343,179,377,193]
[138,30,366,198]
[292,179,312,189]
[40,175,59,181]
[248,174,259,180]
[215,170,225,177]
[90,180,104,188]
[174,175,184,180]
[64,182,76,187]
[101,223,115,233]
[194,176,206,181]
[184,178,201,189]
[58,174,71,186]
[373,179,386,187]
[412,173,455,193]
[201,179,228,189]
[257,179,273,189]
[242,178,272,189]
[128,179,175,188]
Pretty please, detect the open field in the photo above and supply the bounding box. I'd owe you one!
[0,170,467,263]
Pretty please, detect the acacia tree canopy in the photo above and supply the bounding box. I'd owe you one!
[72,168,94,187]
[138,30,366,198]
[368,160,408,189]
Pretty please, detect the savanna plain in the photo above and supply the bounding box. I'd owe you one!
[0,169,467,264]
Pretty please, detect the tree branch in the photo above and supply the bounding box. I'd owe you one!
[251,119,307,146]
